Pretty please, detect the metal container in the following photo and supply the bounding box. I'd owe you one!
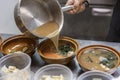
[14,0,88,39]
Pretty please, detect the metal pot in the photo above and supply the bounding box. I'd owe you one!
[14,0,88,39]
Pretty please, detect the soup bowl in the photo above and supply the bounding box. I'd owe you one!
[76,45,120,74]
[37,36,79,65]
[0,35,38,56]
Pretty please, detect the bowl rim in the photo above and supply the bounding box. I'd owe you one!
[0,53,31,71]
[34,64,73,80]
[37,36,79,60]
[77,70,114,80]
[0,36,2,51]
[0,34,37,55]
[0,36,2,43]
[76,44,120,72]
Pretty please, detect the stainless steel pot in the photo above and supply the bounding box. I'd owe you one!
[14,0,88,39]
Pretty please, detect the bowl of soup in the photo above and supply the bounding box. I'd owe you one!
[0,35,38,56]
[37,36,79,64]
[76,45,120,74]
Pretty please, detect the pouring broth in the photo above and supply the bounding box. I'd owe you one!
[80,48,118,71]
[32,21,59,51]
[32,21,75,59]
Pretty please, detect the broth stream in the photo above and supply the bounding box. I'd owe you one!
[32,21,59,52]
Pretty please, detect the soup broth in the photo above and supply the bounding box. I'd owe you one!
[80,48,118,71]
[42,44,74,59]
[32,21,74,59]
[32,21,59,51]
[43,52,65,59]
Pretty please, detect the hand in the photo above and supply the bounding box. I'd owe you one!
[66,0,85,14]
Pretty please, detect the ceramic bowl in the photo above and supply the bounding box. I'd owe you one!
[0,35,38,56]
[37,36,79,64]
[76,45,120,74]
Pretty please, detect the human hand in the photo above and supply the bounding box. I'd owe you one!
[66,0,86,14]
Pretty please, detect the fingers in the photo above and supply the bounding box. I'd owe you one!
[66,0,85,14]
[75,0,86,13]
[66,0,74,6]
[77,3,85,13]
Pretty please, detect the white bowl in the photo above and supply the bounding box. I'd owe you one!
[77,70,114,80]
[34,64,73,80]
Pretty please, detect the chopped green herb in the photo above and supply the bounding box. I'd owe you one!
[10,49,17,53]
[99,59,115,68]
[86,56,93,63]
[58,44,74,56]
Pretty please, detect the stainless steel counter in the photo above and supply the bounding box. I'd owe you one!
[0,34,120,80]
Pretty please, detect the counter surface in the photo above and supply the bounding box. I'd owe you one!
[0,33,120,80]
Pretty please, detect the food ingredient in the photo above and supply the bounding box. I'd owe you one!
[32,21,75,59]
[32,21,59,51]
[58,44,74,56]
[10,46,28,53]
[43,44,74,59]
[80,48,118,71]
[1,65,29,80]
[1,65,19,73]
[40,74,64,80]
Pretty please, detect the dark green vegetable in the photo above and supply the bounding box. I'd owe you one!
[99,59,115,68]
[86,56,93,63]
[106,52,118,61]
[58,44,74,56]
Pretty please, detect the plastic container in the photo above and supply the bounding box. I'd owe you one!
[77,70,114,80]
[0,53,31,80]
[0,72,6,80]
[34,64,73,80]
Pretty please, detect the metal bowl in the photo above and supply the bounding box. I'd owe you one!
[0,35,38,56]
[37,36,79,65]
[14,0,63,39]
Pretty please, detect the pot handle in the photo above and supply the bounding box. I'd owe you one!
[62,0,89,12]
